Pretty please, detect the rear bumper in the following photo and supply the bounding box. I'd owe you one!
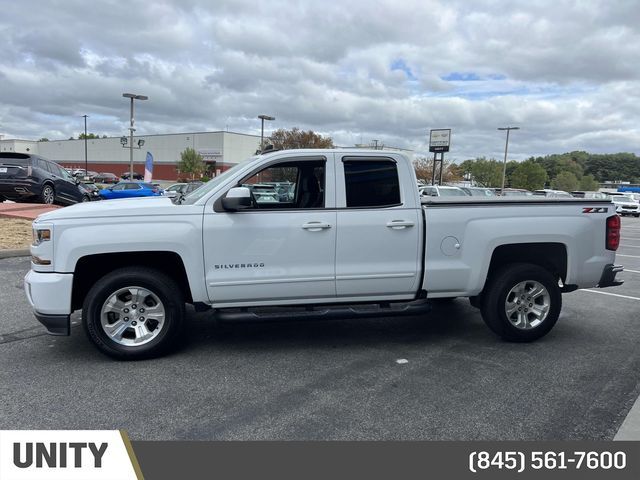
[598,264,624,288]
[0,179,40,199]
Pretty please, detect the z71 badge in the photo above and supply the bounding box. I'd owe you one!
[582,207,608,213]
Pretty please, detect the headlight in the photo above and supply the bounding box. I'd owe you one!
[32,228,51,246]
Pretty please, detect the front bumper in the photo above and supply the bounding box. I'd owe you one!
[34,312,70,336]
[598,264,624,288]
[24,270,73,335]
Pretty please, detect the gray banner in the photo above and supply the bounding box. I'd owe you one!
[132,441,639,480]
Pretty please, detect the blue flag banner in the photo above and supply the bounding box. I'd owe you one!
[144,152,153,182]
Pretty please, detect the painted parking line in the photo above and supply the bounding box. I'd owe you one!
[623,269,640,274]
[617,254,640,259]
[619,245,640,249]
[580,289,640,301]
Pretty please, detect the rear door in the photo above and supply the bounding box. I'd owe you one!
[203,155,336,305]
[335,155,421,299]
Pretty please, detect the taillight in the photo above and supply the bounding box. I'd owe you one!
[606,215,621,251]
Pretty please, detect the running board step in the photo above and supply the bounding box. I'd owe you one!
[214,299,432,323]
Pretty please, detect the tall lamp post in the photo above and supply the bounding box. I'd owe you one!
[258,114,275,151]
[82,114,88,176]
[498,126,520,195]
[123,93,148,178]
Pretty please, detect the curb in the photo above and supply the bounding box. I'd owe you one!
[0,249,30,259]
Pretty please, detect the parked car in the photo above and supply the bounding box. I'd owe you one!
[532,189,573,198]
[419,185,468,197]
[610,194,640,217]
[570,191,608,199]
[120,171,144,181]
[0,152,85,205]
[164,182,204,199]
[93,172,119,184]
[460,186,496,197]
[26,148,623,359]
[77,182,102,202]
[500,188,533,197]
[99,182,163,200]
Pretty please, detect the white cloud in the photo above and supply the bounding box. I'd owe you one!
[1,0,639,161]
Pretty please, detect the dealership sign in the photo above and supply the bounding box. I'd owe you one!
[429,129,451,153]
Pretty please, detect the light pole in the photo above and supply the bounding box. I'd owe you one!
[498,126,520,195]
[258,114,275,152]
[82,114,88,176]
[123,93,148,178]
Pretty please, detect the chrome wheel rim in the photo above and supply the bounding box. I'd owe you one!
[43,186,54,204]
[505,280,550,330]
[100,286,166,346]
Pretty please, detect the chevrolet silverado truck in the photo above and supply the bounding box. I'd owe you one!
[25,149,624,359]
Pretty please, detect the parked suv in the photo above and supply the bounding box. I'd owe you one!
[0,152,85,205]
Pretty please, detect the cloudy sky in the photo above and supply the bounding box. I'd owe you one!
[1,0,639,161]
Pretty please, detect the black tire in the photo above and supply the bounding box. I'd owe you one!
[40,183,55,204]
[81,195,90,202]
[82,267,185,360]
[480,263,561,342]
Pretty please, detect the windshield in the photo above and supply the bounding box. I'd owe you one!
[181,161,251,205]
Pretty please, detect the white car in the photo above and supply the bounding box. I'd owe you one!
[25,148,623,359]
[419,185,468,197]
[611,194,640,217]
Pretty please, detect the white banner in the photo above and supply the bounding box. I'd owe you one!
[0,430,141,480]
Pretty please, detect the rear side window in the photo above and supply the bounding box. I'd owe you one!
[343,158,400,208]
[125,183,141,190]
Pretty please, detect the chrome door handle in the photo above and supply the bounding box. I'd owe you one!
[386,220,415,229]
[302,222,332,231]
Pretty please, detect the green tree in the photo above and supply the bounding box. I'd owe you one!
[510,161,548,190]
[414,157,461,184]
[551,171,579,192]
[78,133,101,139]
[38,137,49,142]
[268,127,333,150]
[462,157,503,187]
[579,174,599,191]
[178,147,205,180]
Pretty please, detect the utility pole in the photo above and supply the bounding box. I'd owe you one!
[122,93,148,178]
[498,126,520,195]
[82,115,88,176]
[258,115,275,152]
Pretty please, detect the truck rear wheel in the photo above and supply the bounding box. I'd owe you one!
[82,267,185,359]
[480,263,561,342]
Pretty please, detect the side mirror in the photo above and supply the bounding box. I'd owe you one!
[222,187,252,211]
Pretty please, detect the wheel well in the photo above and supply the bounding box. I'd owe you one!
[486,243,567,287]
[71,251,193,311]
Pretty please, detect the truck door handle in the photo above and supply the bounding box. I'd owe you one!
[386,220,415,229]
[302,222,332,231]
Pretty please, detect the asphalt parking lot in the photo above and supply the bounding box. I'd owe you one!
[0,217,639,440]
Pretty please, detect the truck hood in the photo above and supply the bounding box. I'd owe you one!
[34,196,178,222]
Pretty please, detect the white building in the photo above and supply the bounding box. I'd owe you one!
[0,131,261,180]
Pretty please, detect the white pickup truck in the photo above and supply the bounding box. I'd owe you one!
[25,149,624,359]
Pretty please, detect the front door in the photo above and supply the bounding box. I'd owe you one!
[203,155,336,305]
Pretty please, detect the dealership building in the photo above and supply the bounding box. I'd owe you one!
[0,131,262,180]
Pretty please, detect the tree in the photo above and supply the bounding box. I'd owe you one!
[579,174,599,191]
[460,157,504,187]
[268,127,333,150]
[38,138,49,142]
[510,161,548,191]
[551,171,579,192]
[78,133,100,139]
[178,147,205,180]
[413,156,461,184]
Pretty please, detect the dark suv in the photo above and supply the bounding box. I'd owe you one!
[0,152,85,205]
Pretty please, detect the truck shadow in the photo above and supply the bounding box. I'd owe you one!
[181,300,490,353]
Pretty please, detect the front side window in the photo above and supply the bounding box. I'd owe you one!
[343,158,400,208]
[239,160,325,209]
[125,183,141,190]
[111,184,126,191]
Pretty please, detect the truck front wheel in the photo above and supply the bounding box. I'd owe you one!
[82,267,185,359]
[480,263,561,342]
